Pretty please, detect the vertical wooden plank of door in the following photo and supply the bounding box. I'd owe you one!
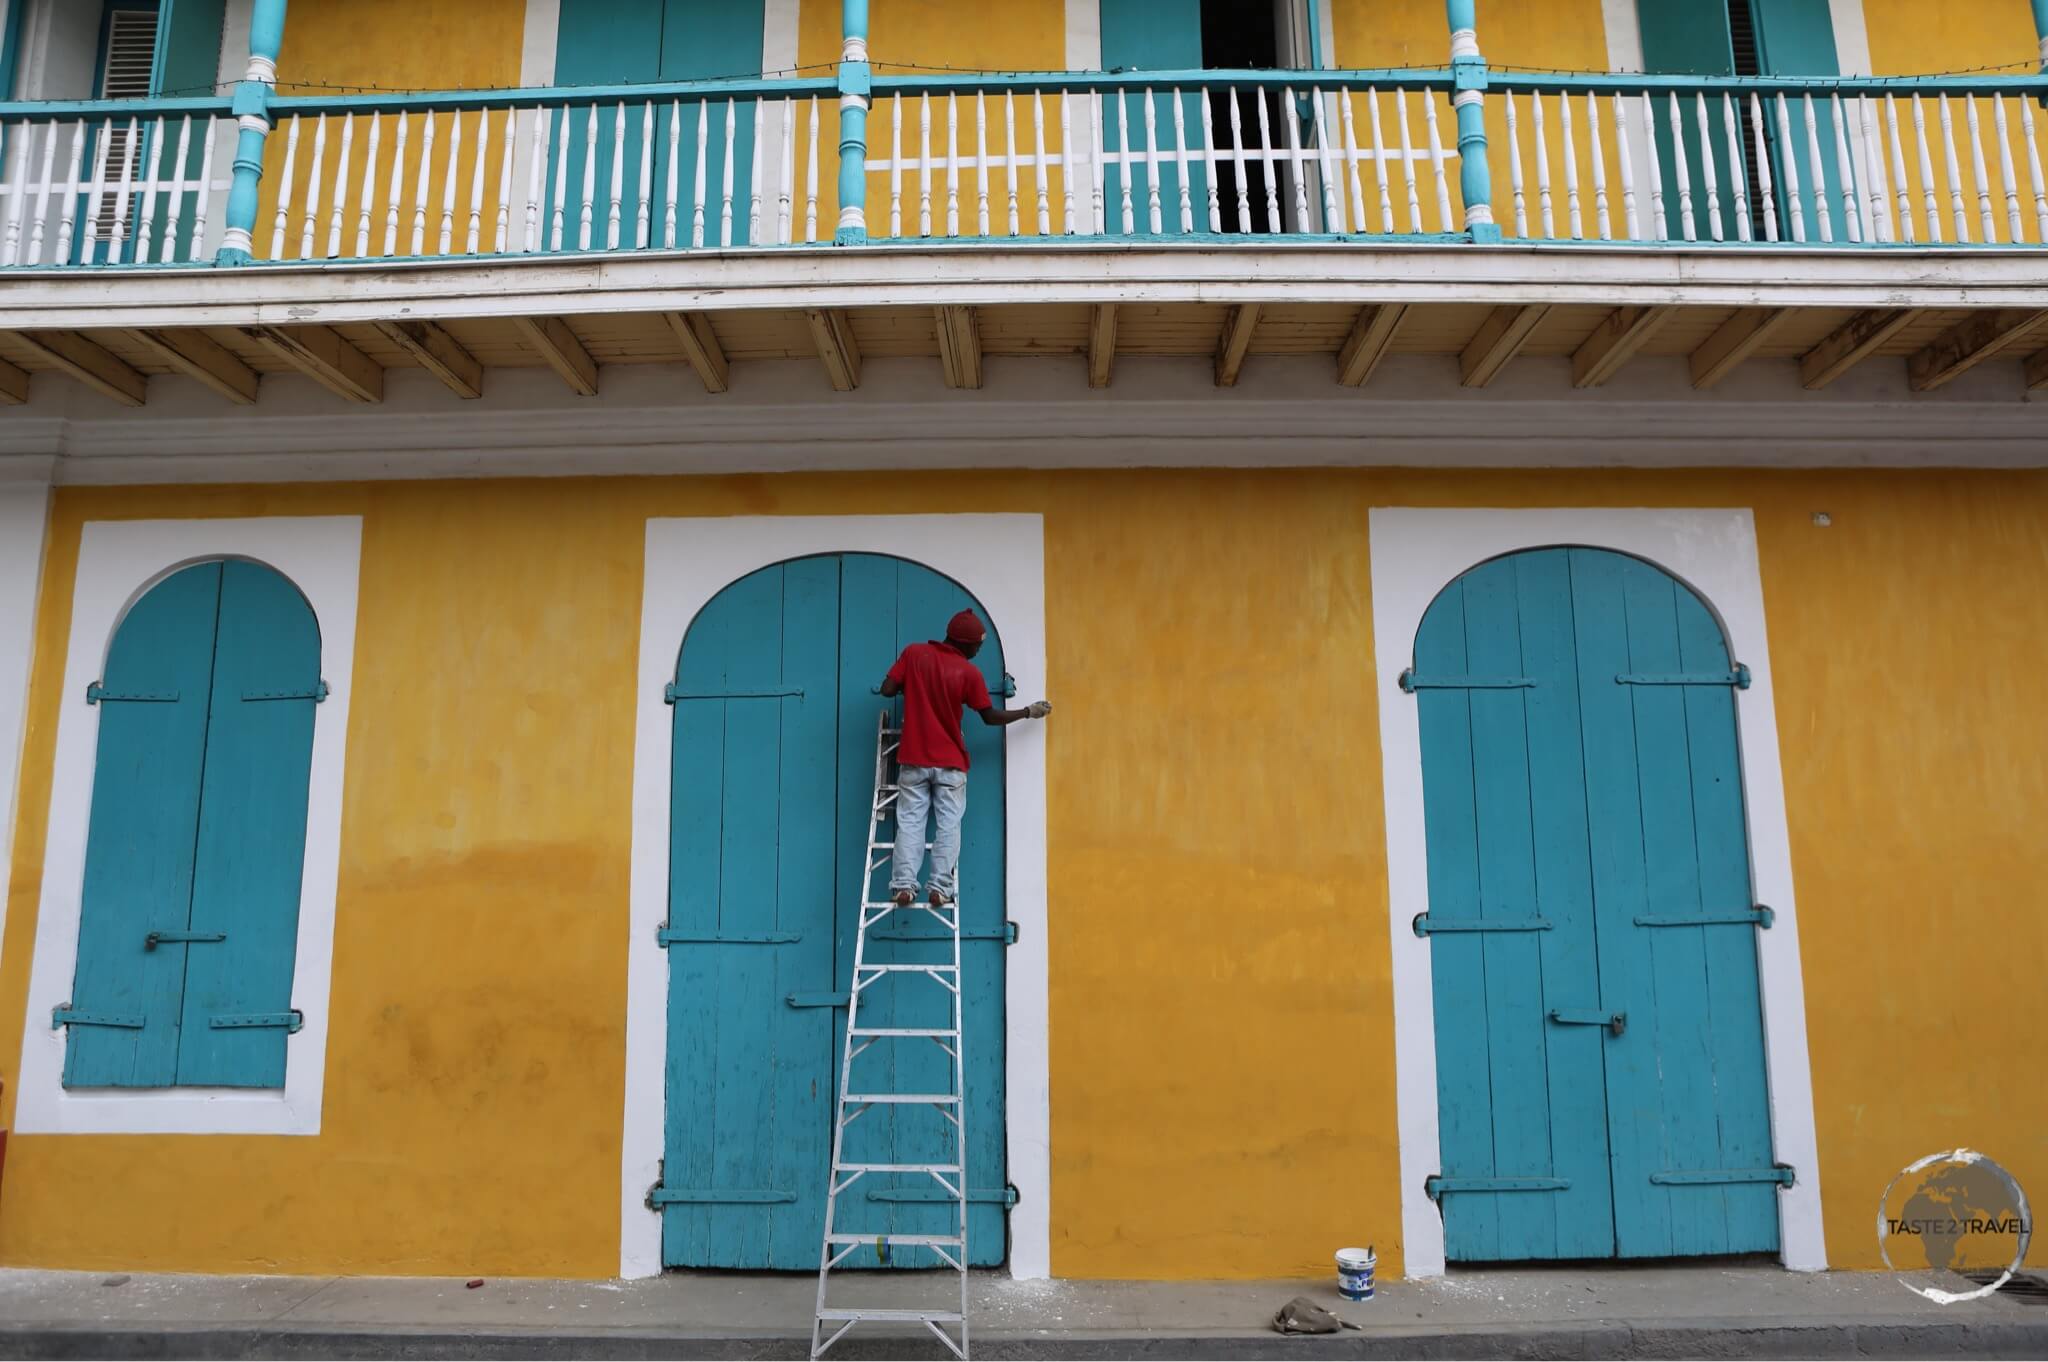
[177,561,320,1088]
[1512,549,1617,1258]
[1566,549,1673,1259]
[1459,559,1560,1259]
[1413,583,1500,1261]
[770,556,842,1266]
[1674,589,1781,1252]
[662,1,766,244]
[1618,562,1729,1255]
[665,570,742,1266]
[837,553,904,1267]
[65,562,221,1088]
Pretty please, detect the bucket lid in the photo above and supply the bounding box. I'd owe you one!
[1335,1247,1375,1266]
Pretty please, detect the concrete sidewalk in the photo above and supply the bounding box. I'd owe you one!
[2,1262,2045,1359]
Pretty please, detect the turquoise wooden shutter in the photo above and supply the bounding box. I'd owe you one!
[64,563,222,1088]
[175,561,321,1088]
[1635,0,1737,242]
[151,0,225,95]
[1750,0,1845,240]
[1100,0,1205,235]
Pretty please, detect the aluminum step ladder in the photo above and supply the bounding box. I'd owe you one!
[810,710,970,1361]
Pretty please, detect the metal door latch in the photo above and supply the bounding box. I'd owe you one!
[1549,1007,1626,1037]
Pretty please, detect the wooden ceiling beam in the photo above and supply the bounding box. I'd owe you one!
[0,355,27,405]
[1460,304,1551,388]
[14,331,147,407]
[1572,305,1677,389]
[124,327,259,405]
[1088,304,1117,389]
[665,311,730,394]
[1799,308,1921,390]
[2025,344,2048,392]
[805,308,862,392]
[1336,303,1408,388]
[1689,307,1791,390]
[374,320,484,399]
[244,325,383,403]
[1213,303,1260,388]
[1907,309,2048,392]
[936,304,983,390]
[514,316,599,397]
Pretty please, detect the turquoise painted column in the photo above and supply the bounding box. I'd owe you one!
[834,0,871,245]
[215,0,287,265]
[1445,0,1501,244]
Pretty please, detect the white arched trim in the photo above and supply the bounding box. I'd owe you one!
[14,516,363,1135]
[1367,507,1825,1279]
[621,515,1049,1280]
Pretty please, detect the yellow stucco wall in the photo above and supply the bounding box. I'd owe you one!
[1862,0,2040,75]
[1,468,2044,1280]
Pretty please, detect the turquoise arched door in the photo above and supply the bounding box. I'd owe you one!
[1413,548,1779,1261]
[65,559,322,1089]
[663,554,1008,1270]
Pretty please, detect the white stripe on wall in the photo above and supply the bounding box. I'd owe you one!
[521,0,562,86]
[1065,0,1100,72]
[1601,0,1645,71]
[1828,0,1874,76]
[0,480,51,987]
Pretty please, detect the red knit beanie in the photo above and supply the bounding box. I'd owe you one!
[946,609,986,644]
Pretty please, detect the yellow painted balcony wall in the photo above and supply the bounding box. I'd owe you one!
[0,469,2044,1281]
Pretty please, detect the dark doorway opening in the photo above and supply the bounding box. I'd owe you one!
[1201,0,1289,234]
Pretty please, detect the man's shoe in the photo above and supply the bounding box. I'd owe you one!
[893,889,916,907]
[929,888,953,906]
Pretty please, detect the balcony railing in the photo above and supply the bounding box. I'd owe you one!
[3,69,2046,271]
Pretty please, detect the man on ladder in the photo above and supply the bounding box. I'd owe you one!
[879,609,1050,908]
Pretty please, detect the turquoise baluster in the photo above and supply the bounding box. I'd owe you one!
[1445,0,1501,243]
[216,0,287,265]
[835,0,870,244]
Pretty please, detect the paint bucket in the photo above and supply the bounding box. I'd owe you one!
[1335,1247,1375,1301]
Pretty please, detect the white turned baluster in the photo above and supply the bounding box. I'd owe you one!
[441,108,465,254]
[691,101,709,247]
[1720,94,1747,241]
[1532,91,1554,237]
[1504,92,1527,236]
[496,108,517,253]
[1357,87,1387,234]
[1993,95,2022,244]
[415,110,439,254]
[298,113,326,258]
[575,106,597,250]
[1227,87,1250,231]
[1695,93,1722,241]
[55,121,89,263]
[269,114,300,258]
[136,116,166,262]
[632,102,653,249]
[1667,94,1695,241]
[1144,88,1164,234]
[805,95,821,242]
[974,92,990,236]
[1588,93,1612,240]
[329,112,354,257]
[1614,93,1641,241]
[1311,88,1342,232]
[1045,93,1063,235]
[778,96,796,244]
[1392,89,1419,232]
[1060,91,1077,234]
[1254,87,1281,231]
[29,122,64,264]
[551,108,571,250]
[1424,89,1451,232]
[1,124,29,266]
[2020,94,2048,242]
[1832,94,1865,243]
[1910,94,1940,242]
[1799,94,1831,242]
[1858,96,1889,243]
[1339,89,1367,234]
[1744,95,1775,242]
[358,114,382,257]
[1641,93,1666,241]
[189,117,218,261]
[1774,95,1806,242]
[1091,92,1109,234]
[390,112,411,255]
[748,97,764,243]
[889,95,904,239]
[662,102,681,249]
[1170,88,1194,233]
[718,99,736,247]
[1281,86,1309,228]
[1561,94,1584,238]
[109,117,139,258]
[1883,94,1912,242]
[946,91,961,237]
[1964,94,1995,242]
[919,93,934,237]
[1009,91,1029,236]
[163,115,195,263]
[1937,93,1966,241]
[1198,91,1220,232]
[523,109,546,252]
[602,104,624,249]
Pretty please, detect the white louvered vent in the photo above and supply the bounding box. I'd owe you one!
[91,8,163,247]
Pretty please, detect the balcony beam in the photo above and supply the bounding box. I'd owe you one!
[1336,304,1407,387]
[14,331,148,407]
[1088,304,1118,389]
[246,324,383,403]
[0,356,27,405]
[1572,305,1676,389]
[1799,308,1921,390]
[936,305,983,390]
[1907,309,2048,392]
[1690,308,1791,390]
[125,328,260,405]
[806,308,862,391]
[1214,304,1260,388]
[514,316,599,397]
[373,320,483,400]
[1461,304,1549,388]
[2025,343,2048,391]
[665,312,730,394]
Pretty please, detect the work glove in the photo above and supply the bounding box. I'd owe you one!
[1026,701,1052,719]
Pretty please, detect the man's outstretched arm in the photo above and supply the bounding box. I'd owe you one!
[880,676,904,698]
[978,700,1052,727]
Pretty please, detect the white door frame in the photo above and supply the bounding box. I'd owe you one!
[621,514,1050,1280]
[1366,507,1826,1278]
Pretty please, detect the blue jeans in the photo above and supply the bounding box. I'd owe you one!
[888,765,968,902]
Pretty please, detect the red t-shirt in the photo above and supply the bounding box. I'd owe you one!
[887,640,994,771]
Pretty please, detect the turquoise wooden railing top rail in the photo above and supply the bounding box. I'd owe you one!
[2,69,2046,269]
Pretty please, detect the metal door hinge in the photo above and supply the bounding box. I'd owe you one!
[869,1185,1019,1207]
[86,683,178,705]
[243,681,328,702]
[1414,914,1551,937]
[210,1010,304,1033]
[1616,665,1750,690]
[1635,906,1774,929]
[1401,670,1535,692]
[145,930,226,950]
[657,926,802,946]
[1427,1175,1569,1199]
[665,684,804,705]
[649,1187,797,1205]
[1650,1165,1794,1187]
[787,992,851,1009]
[872,921,1017,945]
[1549,1008,1626,1037]
[52,1005,143,1030]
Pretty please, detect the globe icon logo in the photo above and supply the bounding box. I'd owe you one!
[1878,1149,2033,1303]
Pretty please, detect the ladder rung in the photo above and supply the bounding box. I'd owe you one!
[849,1028,957,1038]
[825,1234,962,1247]
[859,964,958,974]
[843,1094,960,1105]
[816,1308,965,1323]
[834,1163,962,1174]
